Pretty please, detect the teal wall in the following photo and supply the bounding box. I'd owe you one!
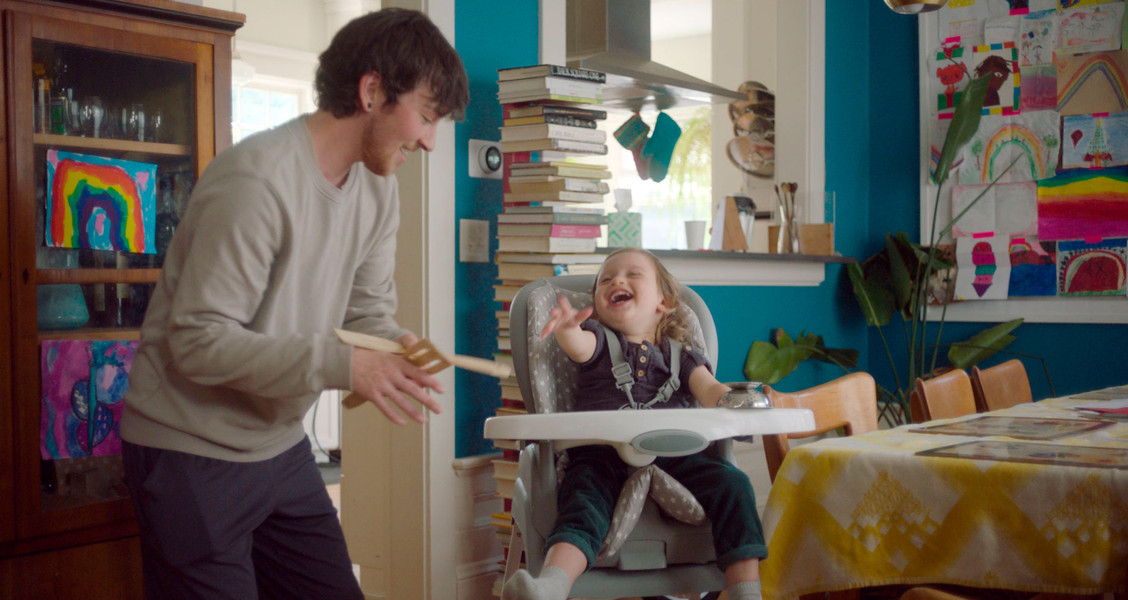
[452,0,1128,458]
[454,1,538,456]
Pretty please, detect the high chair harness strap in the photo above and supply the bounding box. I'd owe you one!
[601,324,682,410]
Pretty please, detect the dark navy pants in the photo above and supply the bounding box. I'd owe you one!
[547,445,768,571]
[122,437,363,600]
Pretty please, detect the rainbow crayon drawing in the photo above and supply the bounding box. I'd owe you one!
[45,150,156,254]
[1036,167,1128,241]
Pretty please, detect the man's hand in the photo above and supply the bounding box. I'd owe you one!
[350,346,444,425]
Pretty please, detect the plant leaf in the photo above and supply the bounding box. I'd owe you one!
[743,340,811,385]
[947,318,1024,368]
[885,233,916,315]
[933,73,991,184]
[847,262,894,327]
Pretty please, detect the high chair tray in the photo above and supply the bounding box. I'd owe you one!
[484,408,815,466]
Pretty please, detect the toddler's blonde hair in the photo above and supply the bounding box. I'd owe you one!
[591,248,693,346]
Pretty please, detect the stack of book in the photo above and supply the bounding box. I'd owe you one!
[489,64,610,596]
[496,63,604,106]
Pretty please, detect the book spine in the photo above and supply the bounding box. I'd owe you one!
[504,190,603,203]
[538,105,608,120]
[497,213,608,225]
[547,213,608,225]
[497,65,607,83]
[496,237,597,253]
[499,139,608,154]
[502,200,596,209]
[503,114,599,129]
[499,123,606,144]
[545,65,606,82]
[508,179,608,194]
[547,224,602,238]
[498,76,603,97]
[541,124,606,143]
[503,104,608,120]
[497,224,602,238]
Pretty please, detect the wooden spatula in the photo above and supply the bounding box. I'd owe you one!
[401,338,453,374]
[334,328,512,409]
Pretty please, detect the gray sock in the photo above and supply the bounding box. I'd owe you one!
[726,580,762,600]
[501,566,570,600]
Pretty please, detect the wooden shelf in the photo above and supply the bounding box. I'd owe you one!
[37,268,160,285]
[599,248,853,287]
[38,327,141,341]
[34,132,191,157]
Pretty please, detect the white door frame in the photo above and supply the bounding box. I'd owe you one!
[340,0,460,598]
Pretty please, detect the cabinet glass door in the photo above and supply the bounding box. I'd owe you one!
[9,12,213,538]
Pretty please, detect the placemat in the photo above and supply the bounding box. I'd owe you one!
[918,440,1128,469]
[911,415,1112,440]
[1071,385,1128,400]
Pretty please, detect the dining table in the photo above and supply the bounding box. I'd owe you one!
[759,386,1128,600]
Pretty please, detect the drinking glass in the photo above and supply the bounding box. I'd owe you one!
[127,103,146,141]
[79,96,104,138]
[149,109,164,142]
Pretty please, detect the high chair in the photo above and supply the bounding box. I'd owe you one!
[484,274,815,599]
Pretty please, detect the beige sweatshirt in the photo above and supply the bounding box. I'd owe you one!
[121,116,409,461]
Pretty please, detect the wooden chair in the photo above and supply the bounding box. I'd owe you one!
[910,369,976,422]
[970,359,1032,412]
[762,372,878,482]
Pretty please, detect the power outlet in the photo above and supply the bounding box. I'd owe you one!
[459,219,490,263]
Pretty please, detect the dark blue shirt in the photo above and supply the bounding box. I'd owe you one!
[573,320,711,411]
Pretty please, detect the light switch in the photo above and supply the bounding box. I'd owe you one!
[459,219,490,263]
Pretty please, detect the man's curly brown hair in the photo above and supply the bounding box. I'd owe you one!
[314,8,468,121]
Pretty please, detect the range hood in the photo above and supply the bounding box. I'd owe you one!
[566,0,743,111]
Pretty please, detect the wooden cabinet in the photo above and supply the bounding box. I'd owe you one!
[0,0,242,591]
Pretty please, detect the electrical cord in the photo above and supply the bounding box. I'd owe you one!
[310,391,341,464]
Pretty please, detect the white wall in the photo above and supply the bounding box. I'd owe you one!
[653,32,712,80]
[202,0,382,53]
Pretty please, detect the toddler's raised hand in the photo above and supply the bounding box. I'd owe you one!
[540,294,594,339]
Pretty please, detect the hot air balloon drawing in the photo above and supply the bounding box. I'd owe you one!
[972,241,997,297]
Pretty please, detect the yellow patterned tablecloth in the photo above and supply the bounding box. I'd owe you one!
[760,395,1128,600]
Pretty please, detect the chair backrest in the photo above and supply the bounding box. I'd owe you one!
[911,369,977,422]
[509,274,717,415]
[761,372,878,482]
[970,359,1032,412]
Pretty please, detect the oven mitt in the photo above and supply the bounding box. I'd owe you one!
[614,113,650,150]
[641,111,681,182]
[614,113,653,180]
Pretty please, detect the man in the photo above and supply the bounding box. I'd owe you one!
[119,8,468,599]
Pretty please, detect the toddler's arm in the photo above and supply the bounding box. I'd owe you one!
[540,294,597,363]
[688,365,732,407]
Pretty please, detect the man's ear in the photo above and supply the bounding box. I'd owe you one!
[359,71,384,112]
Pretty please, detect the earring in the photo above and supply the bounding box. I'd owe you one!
[367,102,372,110]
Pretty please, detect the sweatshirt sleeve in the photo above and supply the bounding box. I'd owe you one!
[164,175,351,398]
